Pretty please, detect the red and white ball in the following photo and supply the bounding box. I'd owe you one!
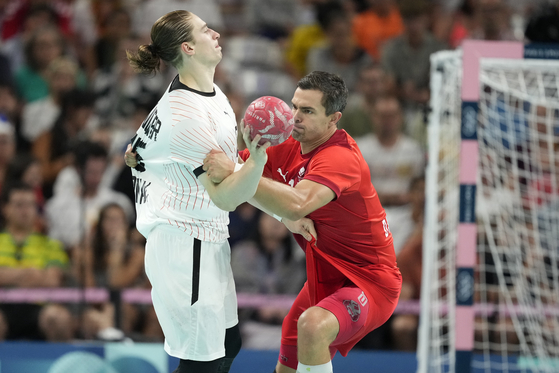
[243,96,294,146]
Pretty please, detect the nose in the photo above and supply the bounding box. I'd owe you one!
[212,29,220,40]
[293,110,302,123]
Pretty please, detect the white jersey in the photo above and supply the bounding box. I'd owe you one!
[131,75,238,242]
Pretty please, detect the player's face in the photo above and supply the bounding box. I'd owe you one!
[291,88,338,150]
[187,15,222,66]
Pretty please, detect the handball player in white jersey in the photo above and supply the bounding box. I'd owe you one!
[124,10,314,373]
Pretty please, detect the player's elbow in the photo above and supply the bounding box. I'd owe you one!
[283,204,306,221]
[211,197,238,212]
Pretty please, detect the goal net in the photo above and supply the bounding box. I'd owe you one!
[419,49,559,373]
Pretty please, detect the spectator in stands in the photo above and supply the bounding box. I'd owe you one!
[4,154,45,228]
[471,0,515,41]
[356,96,425,256]
[0,182,75,342]
[338,64,386,138]
[1,3,61,73]
[390,175,425,351]
[0,52,12,87]
[45,141,134,250]
[525,0,559,43]
[244,0,301,39]
[381,0,447,107]
[32,88,97,195]
[1,0,73,42]
[21,57,79,143]
[78,203,146,340]
[94,8,131,72]
[352,0,404,60]
[0,83,20,130]
[231,213,306,349]
[0,118,16,199]
[15,25,81,103]
[92,35,165,126]
[284,1,330,79]
[306,2,373,92]
[228,203,261,247]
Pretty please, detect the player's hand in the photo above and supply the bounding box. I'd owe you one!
[203,149,235,184]
[242,120,270,166]
[124,144,138,168]
[282,217,317,242]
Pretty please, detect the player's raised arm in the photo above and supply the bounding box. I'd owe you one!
[197,124,270,211]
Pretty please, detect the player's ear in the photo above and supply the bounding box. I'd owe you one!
[330,111,342,127]
[181,41,195,56]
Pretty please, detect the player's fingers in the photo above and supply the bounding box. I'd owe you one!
[241,124,251,144]
[251,134,262,147]
[259,141,271,151]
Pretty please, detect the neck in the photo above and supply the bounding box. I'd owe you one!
[7,225,32,242]
[300,126,337,154]
[178,62,216,93]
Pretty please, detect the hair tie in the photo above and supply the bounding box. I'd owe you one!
[147,44,158,56]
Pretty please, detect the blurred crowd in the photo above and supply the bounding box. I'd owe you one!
[0,0,558,350]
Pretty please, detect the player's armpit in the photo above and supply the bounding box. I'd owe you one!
[254,178,335,221]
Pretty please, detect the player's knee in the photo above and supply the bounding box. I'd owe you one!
[297,307,337,344]
[224,324,242,358]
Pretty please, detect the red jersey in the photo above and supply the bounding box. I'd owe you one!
[242,130,395,267]
[242,130,401,355]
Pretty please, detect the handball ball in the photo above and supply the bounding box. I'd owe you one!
[243,96,294,146]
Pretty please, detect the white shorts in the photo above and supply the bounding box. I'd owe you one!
[144,226,238,361]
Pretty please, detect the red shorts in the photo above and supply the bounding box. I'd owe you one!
[278,283,370,370]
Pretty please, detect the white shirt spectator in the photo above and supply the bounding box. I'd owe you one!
[356,133,425,254]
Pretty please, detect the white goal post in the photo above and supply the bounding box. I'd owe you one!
[418,41,559,373]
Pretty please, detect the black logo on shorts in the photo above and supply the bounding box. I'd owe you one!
[343,300,361,322]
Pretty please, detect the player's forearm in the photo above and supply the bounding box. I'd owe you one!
[253,177,309,221]
[203,158,265,211]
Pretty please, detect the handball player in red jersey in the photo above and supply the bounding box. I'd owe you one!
[202,71,402,373]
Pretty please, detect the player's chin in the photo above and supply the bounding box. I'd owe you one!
[291,130,303,142]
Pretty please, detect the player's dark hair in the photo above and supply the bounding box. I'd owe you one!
[297,71,348,116]
[127,10,195,74]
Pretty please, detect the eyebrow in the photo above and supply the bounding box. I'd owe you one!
[201,23,208,30]
[292,103,315,111]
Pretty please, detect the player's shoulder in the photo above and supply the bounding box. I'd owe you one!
[312,131,360,162]
[319,130,355,153]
